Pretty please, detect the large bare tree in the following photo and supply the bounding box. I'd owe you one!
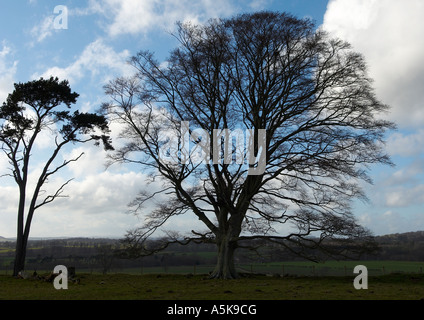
[102,12,395,279]
[0,77,112,276]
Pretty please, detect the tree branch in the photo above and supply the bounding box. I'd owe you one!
[34,178,74,210]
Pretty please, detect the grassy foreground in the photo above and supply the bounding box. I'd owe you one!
[1,273,424,300]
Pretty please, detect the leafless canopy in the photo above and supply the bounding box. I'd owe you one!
[103,12,395,278]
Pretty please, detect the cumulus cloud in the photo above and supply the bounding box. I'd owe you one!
[386,129,424,157]
[87,0,237,37]
[385,185,424,208]
[359,210,424,235]
[33,38,131,85]
[323,0,424,235]
[362,157,424,208]
[0,42,18,103]
[323,0,424,129]
[30,15,55,43]
[0,168,155,238]
[60,171,150,214]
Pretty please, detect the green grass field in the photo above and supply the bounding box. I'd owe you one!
[1,272,424,300]
[244,260,424,276]
[3,260,421,277]
[1,260,424,300]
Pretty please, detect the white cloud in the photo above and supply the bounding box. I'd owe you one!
[323,0,424,129]
[30,15,55,43]
[385,184,424,208]
[33,38,132,85]
[0,163,208,238]
[0,153,10,179]
[323,1,424,235]
[355,207,424,236]
[249,0,270,10]
[88,0,237,37]
[386,161,424,186]
[386,129,424,157]
[61,171,149,213]
[30,5,70,44]
[0,169,153,238]
[0,42,18,103]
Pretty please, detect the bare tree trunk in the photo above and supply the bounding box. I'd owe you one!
[210,215,243,279]
[13,233,28,277]
[211,235,238,279]
[13,187,27,277]
[13,206,34,276]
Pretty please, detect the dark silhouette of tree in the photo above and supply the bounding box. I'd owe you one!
[103,12,395,279]
[0,77,112,276]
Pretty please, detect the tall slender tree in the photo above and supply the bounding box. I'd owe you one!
[0,77,112,276]
[103,12,395,279]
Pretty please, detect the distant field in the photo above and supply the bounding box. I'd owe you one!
[108,260,424,277]
[240,260,424,277]
[1,272,424,300]
[2,260,424,277]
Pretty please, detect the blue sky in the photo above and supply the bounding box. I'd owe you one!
[1,0,423,238]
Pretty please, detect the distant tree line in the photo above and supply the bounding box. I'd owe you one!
[0,238,217,274]
[369,231,424,261]
[1,231,424,274]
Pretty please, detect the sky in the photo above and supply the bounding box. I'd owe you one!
[0,0,423,239]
